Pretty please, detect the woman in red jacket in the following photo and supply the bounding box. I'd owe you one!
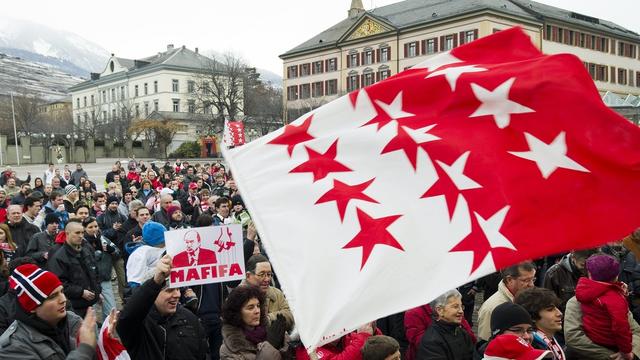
[296,322,380,360]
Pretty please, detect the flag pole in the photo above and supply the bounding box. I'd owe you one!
[10,92,20,166]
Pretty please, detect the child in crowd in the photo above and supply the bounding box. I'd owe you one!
[575,253,632,360]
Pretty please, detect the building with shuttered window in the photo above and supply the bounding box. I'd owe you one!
[280,0,640,122]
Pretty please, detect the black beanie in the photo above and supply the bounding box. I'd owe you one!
[107,195,119,205]
[490,302,532,337]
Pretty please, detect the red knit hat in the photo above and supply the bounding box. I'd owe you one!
[10,264,63,312]
[167,205,181,218]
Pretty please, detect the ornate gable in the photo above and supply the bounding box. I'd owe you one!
[346,18,392,41]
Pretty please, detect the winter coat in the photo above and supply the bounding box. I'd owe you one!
[543,254,582,313]
[575,277,632,353]
[564,296,640,359]
[97,209,127,239]
[117,278,208,360]
[48,242,101,313]
[25,230,57,268]
[71,169,87,185]
[377,312,409,357]
[6,220,39,257]
[531,331,565,360]
[405,304,476,360]
[477,281,514,341]
[620,251,640,322]
[416,320,474,360]
[84,233,119,282]
[0,311,94,360]
[137,189,156,206]
[295,332,372,360]
[151,208,170,228]
[219,324,285,360]
[117,200,130,219]
[0,292,16,335]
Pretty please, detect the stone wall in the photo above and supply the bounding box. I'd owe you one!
[0,135,157,165]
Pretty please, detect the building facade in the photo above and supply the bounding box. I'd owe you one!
[69,45,243,153]
[280,0,640,122]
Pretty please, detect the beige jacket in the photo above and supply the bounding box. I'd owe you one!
[477,281,514,341]
[564,296,640,359]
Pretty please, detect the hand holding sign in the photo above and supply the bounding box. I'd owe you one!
[154,254,173,285]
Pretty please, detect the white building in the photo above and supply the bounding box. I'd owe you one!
[69,44,240,153]
[280,0,640,122]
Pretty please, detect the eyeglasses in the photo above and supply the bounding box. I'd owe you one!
[517,277,537,285]
[506,327,535,336]
[254,272,273,279]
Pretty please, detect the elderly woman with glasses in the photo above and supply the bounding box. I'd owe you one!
[416,289,474,360]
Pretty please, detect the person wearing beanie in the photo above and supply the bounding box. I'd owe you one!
[575,253,633,360]
[167,205,188,230]
[62,184,79,214]
[474,302,535,359]
[117,188,134,219]
[482,334,550,360]
[48,221,101,318]
[25,213,60,268]
[126,221,166,287]
[97,194,127,242]
[0,263,97,359]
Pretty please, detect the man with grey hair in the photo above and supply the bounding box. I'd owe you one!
[5,204,39,257]
[151,194,173,228]
[416,289,474,359]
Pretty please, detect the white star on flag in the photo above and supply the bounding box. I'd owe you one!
[475,206,516,250]
[403,124,440,144]
[426,65,487,91]
[436,151,482,190]
[413,51,463,72]
[509,132,590,179]
[375,91,415,121]
[470,77,535,129]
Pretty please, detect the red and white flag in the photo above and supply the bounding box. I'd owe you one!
[224,119,246,146]
[223,28,640,349]
[97,316,129,360]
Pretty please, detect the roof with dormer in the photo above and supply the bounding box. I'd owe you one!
[280,0,639,58]
[69,46,221,92]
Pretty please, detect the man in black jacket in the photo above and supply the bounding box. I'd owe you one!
[117,254,207,360]
[97,195,127,239]
[5,205,39,257]
[25,213,59,268]
[542,249,597,313]
[48,221,101,318]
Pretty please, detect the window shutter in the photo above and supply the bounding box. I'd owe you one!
[357,75,361,89]
[453,33,458,48]
[387,70,391,78]
[610,66,616,83]
[360,75,364,88]
[434,38,439,52]
[360,53,364,66]
[404,43,408,58]
[325,59,329,72]
[459,32,466,45]
[311,63,316,75]
[320,81,324,96]
[440,36,445,50]
[596,37,601,51]
[376,71,380,81]
[415,41,420,55]
[586,35,591,48]
[376,49,380,63]
[474,29,479,40]
[347,56,351,68]
[420,40,426,55]
[552,27,558,42]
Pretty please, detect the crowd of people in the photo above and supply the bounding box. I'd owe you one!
[0,158,639,360]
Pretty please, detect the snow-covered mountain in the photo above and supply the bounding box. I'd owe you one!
[0,15,110,76]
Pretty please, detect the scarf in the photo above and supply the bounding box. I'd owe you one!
[243,325,267,345]
[15,305,72,354]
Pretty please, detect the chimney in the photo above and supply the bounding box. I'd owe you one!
[167,44,174,51]
[348,0,365,18]
[195,47,199,54]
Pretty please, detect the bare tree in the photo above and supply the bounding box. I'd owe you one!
[244,80,284,135]
[128,119,179,158]
[192,52,246,134]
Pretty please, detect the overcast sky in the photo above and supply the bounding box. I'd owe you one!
[3,0,639,74]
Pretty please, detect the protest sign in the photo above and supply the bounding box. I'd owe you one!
[164,224,245,287]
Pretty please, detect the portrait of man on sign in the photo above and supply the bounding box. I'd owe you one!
[172,229,217,267]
